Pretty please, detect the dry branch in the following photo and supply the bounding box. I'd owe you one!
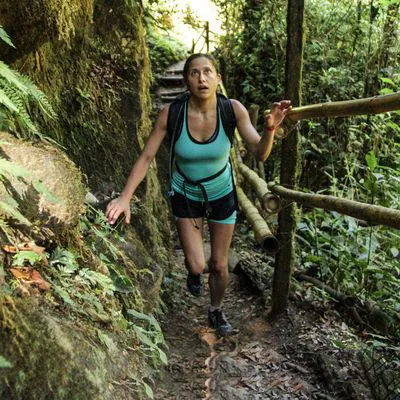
[265,92,400,121]
[236,187,279,254]
[268,183,400,229]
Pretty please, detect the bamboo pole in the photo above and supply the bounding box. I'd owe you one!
[237,163,281,214]
[268,183,400,229]
[236,187,279,254]
[265,92,400,121]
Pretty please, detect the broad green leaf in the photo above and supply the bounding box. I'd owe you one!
[379,88,394,95]
[127,309,161,332]
[365,151,377,172]
[390,248,399,258]
[53,285,75,306]
[157,348,168,365]
[134,326,155,348]
[379,77,396,87]
[12,251,42,266]
[0,355,12,368]
[143,382,154,399]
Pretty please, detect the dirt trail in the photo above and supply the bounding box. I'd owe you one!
[155,220,373,400]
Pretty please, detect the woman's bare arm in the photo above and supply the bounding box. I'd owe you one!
[106,105,169,224]
[232,99,291,162]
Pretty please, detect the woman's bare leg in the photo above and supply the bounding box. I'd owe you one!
[208,221,235,307]
[176,217,205,275]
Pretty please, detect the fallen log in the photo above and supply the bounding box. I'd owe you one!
[236,187,279,254]
[268,182,400,229]
[265,92,400,121]
[238,163,281,214]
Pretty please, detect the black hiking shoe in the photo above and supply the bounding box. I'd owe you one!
[186,272,204,296]
[208,308,233,337]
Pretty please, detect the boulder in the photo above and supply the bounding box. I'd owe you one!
[0,131,86,232]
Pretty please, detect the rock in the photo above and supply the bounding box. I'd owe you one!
[0,132,86,232]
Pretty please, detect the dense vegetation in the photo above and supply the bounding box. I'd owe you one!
[213,0,400,341]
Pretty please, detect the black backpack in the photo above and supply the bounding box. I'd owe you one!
[165,92,237,196]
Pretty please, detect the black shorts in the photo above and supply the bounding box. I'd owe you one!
[170,190,237,222]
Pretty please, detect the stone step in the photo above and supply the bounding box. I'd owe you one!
[158,88,187,97]
[165,69,184,75]
[160,96,179,103]
[158,75,185,86]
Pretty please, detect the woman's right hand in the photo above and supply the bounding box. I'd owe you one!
[106,196,131,225]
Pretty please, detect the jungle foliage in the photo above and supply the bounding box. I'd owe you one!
[144,0,188,78]
[212,0,400,340]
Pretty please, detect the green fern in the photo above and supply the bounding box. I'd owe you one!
[0,58,57,138]
[0,200,31,226]
[0,25,15,48]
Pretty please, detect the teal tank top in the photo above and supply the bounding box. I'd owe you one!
[172,100,234,201]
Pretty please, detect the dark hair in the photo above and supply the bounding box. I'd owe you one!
[183,53,220,84]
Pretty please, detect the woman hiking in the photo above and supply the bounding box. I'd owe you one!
[106,53,291,336]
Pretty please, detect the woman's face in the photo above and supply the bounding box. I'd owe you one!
[185,57,221,99]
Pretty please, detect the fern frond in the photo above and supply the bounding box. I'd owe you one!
[0,61,56,137]
[0,82,40,136]
[0,108,16,131]
[17,75,57,119]
[0,200,31,226]
[0,88,19,113]
[0,158,30,179]
[0,62,29,94]
[0,25,15,48]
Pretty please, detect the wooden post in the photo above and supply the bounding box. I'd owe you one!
[205,21,210,53]
[249,104,266,181]
[271,0,304,317]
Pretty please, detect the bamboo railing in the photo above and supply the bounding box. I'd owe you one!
[236,187,279,254]
[268,183,400,229]
[265,92,400,121]
[237,163,281,214]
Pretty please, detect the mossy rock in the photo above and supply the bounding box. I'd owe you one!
[0,131,86,233]
[0,296,144,400]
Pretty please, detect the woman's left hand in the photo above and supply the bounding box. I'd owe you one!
[264,100,292,131]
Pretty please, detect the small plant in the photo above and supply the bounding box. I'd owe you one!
[127,308,168,370]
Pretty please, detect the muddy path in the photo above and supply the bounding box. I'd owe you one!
[154,219,373,400]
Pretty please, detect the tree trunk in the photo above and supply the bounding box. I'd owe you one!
[271,0,304,316]
[268,183,400,229]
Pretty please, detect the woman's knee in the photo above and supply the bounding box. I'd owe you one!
[208,258,228,275]
[185,257,206,275]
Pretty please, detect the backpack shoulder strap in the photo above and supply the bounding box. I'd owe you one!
[167,91,189,143]
[217,93,237,145]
